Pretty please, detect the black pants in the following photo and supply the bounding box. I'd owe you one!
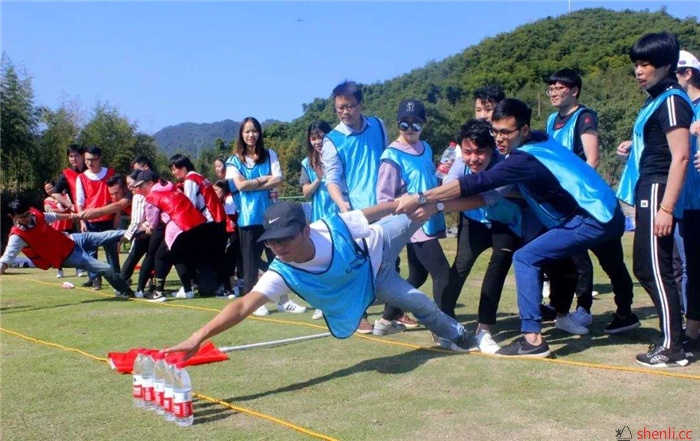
[633,182,683,351]
[681,209,700,322]
[441,218,521,324]
[154,223,213,293]
[239,225,275,296]
[137,225,164,292]
[381,239,451,321]
[120,236,150,282]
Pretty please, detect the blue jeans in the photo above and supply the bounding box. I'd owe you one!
[673,223,687,314]
[513,208,624,334]
[84,220,121,279]
[63,230,129,293]
[374,215,466,342]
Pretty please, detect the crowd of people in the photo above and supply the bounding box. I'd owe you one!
[3,32,700,368]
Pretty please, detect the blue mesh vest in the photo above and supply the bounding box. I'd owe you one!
[325,116,385,210]
[226,153,272,227]
[678,101,700,215]
[301,157,338,222]
[617,89,692,206]
[268,213,375,339]
[379,142,445,235]
[546,107,597,156]
[519,136,617,228]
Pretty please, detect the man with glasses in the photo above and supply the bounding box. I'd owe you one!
[164,201,477,360]
[75,145,120,290]
[322,80,389,333]
[0,197,134,298]
[397,98,628,358]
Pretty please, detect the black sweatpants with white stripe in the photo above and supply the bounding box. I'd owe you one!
[633,182,683,351]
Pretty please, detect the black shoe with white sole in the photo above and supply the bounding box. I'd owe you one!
[496,336,551,358]
[635,344,688,368]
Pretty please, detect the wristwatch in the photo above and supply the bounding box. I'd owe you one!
[417,191,428,206]
[436,201,445,213]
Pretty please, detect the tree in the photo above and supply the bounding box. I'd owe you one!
[0,53,41,192]
[38,100,82,180]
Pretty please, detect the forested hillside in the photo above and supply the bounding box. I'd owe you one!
[251,8,699,196]
[154,119,241,157]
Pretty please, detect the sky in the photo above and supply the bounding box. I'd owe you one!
[3,1,698,134]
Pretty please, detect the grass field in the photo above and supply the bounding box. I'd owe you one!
[1,233,698,441]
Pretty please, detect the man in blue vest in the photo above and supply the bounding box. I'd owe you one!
[545,69,637,337]
[322,80,391,334]
[397,98,628,358]
[164,201,475,359]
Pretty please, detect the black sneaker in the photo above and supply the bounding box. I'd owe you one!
[91,277,102,291]
[81,277,95,288]
[115,289,135,299]
[434,332,478,353]
[682,334,700,358]
[635,344,688,368]
[540,303,557,322]
[145,291,167,303]
[496,336,551,358]
[604,313,640,334]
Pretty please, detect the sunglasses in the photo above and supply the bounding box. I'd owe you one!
[398,121,423,132]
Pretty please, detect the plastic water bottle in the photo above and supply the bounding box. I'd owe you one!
[141,350,156,411]
[172,362,194,427]
[163,356,177,422]
[269,187,279,203]
[132,349,145,408]
[435,142,458,179]
[152,352,167,415]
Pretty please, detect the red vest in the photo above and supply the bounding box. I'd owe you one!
[43,197,73,231]
[63,168,81,205]
[10,208,76,270]
[146,186,205,232]
[78,168,116,222]
[185,173,227,223]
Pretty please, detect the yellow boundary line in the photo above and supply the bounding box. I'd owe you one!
[0,326,339,441]
[4,274,700,382]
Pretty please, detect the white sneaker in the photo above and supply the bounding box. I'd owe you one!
[556,314,589,335]
[76,269,88,277]
[252,305,270,316]
[372,318,406,336]
[312,309,324,320]
[277,300,307,313]
[475,330,501,354]
[572,306,593,327]
[134,290,144,299]
[592,290,600,297]
[173,287,194,299]
[542,281,550,299]
[56,269,64,278]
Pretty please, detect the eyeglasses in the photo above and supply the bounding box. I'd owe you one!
[398,121,423,132]
[489,127,521,138]
[335,104,359,113]
[545,85,569,97]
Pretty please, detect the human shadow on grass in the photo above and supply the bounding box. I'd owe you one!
[221,348,451,404]
[190,399,238,425]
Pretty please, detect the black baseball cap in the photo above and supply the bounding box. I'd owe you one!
[130,170,159,187]
[397,99,426,123]
[258,202,308,242]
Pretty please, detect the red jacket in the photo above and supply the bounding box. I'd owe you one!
[146,185,206,232]
[10,208,75,270]
[78,168,116,223]
[63,168,81,205]
[185,172,227,223]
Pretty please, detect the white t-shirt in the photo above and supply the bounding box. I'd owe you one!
[254,210,385,302]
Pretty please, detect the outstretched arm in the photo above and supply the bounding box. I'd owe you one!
[360,201,400,223]
[162,291,269,360]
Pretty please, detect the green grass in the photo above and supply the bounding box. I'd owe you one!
[1,233,698,441]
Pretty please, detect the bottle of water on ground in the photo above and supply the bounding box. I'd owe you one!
[435,142,458,179]
[152,352,167,415]
[172,362,194,427]
[163,356,177,422]
[132,349,145,408]
[141,350,156,411]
